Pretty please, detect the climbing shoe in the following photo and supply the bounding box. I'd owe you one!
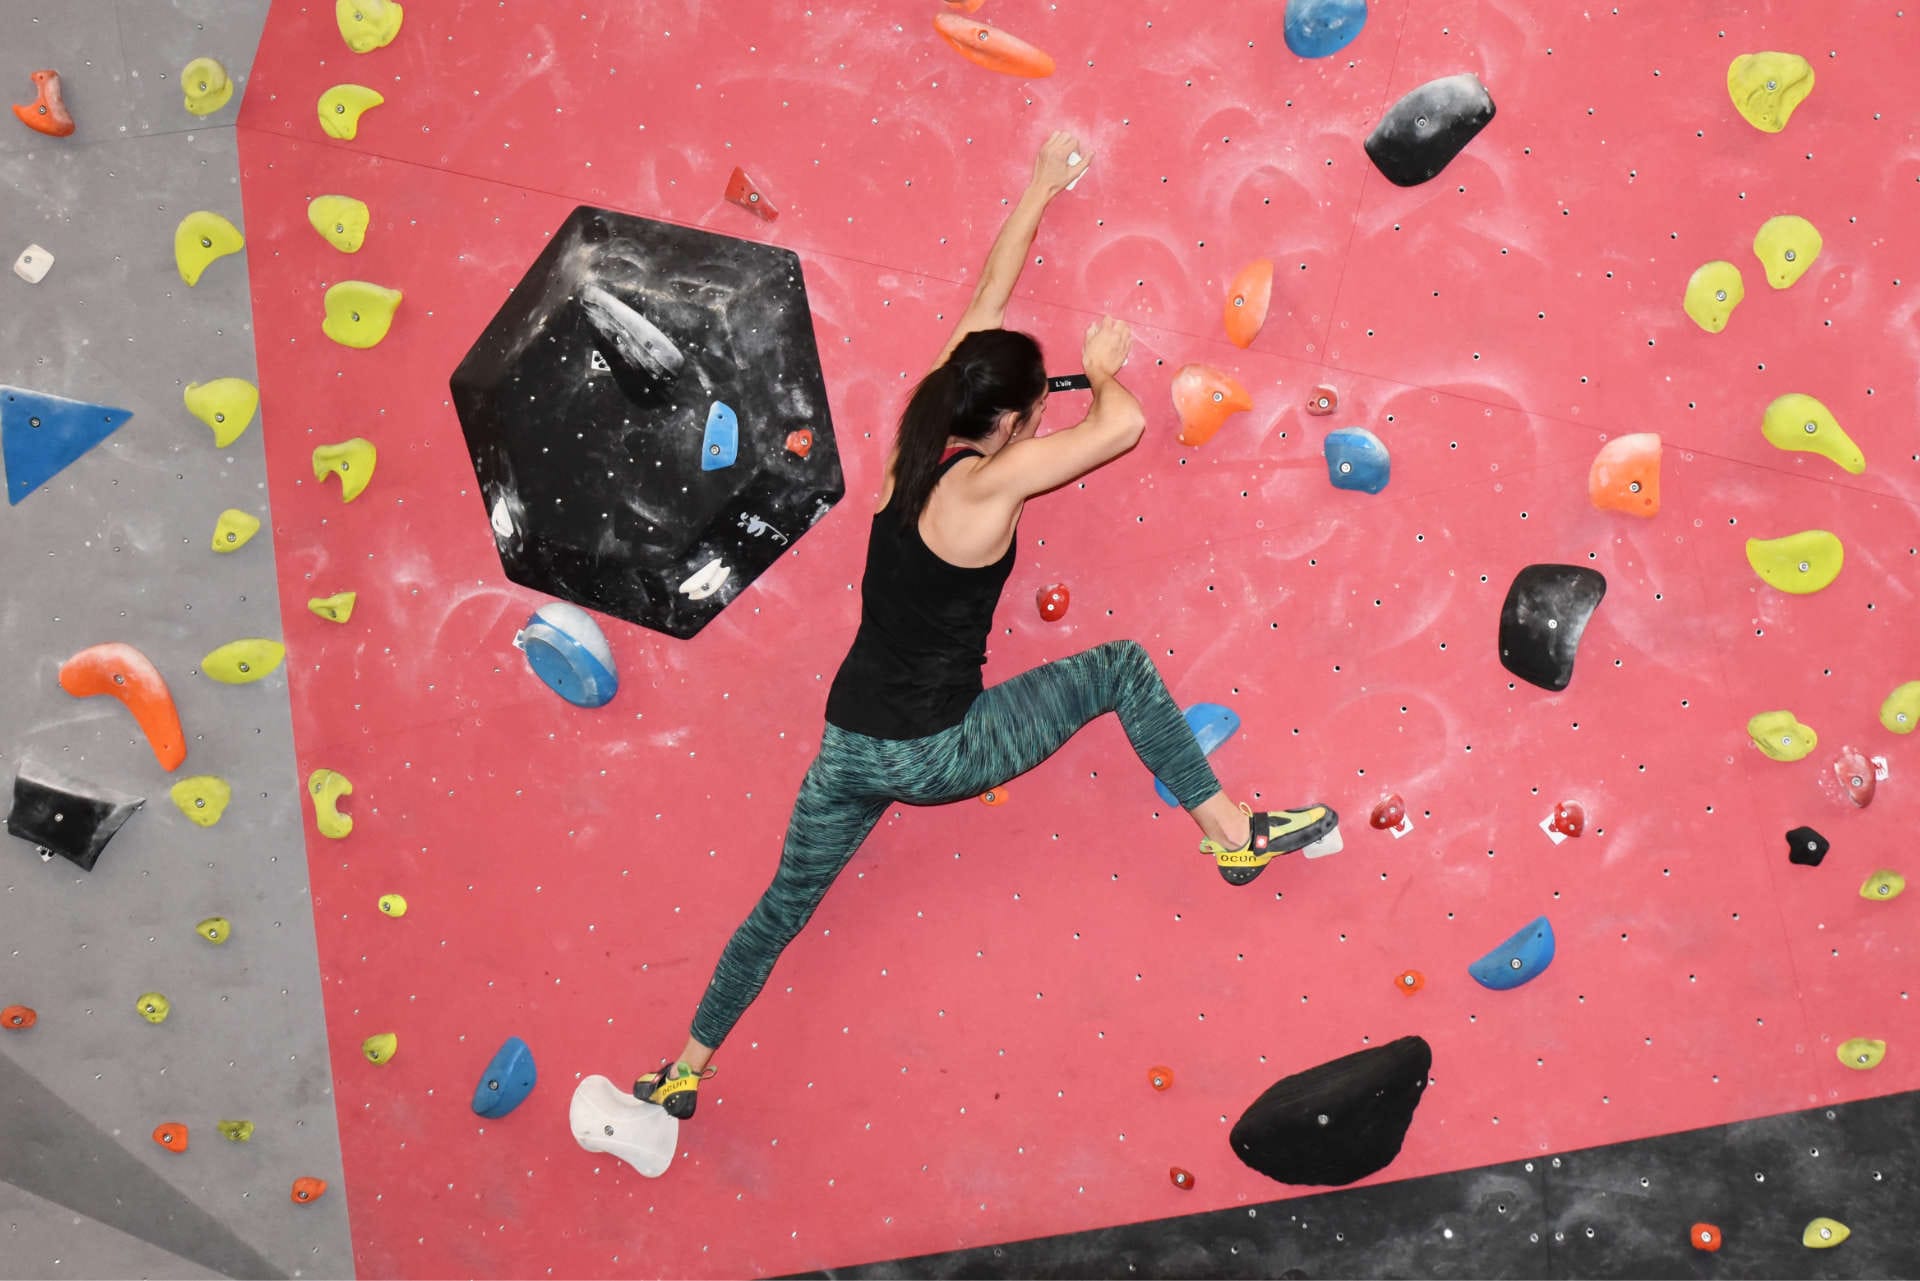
[1200,802,1341,885]
[634,1061,714,1120]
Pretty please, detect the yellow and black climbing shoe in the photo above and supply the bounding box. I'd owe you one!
[634,1061,714,1120]
[1200,802,1341,885]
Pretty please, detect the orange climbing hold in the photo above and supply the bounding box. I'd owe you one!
[291,1176,328,1204]
[1222,259,1274,349]
[1169,1166,1195,1190]
[932,13,1056,78]
[1691,1223,1723,1253]
[1147,1065,1174,1091]
[980,787,1008,806]
[152,1122,189,1153]
[785,429,813,458]
[58,642,187,772]
[1588,432,1662,518]
[13,70,76,138]
[1172,365,1253,447]
[1394,970,1426,996]
[944,0,986,10]
[2,1005,37,1029]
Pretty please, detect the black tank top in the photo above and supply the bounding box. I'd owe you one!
[824,449,1016,739]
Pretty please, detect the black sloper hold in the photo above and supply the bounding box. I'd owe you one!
[1230,1036,1433,1187]
[1365,72,1498,187]
[7,760,145,872]
[1499,563,1607,692]
[1787,825,1830,867]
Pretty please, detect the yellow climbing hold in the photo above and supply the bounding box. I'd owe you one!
[336,0,404,53]
[1682,261,1744,333]
[362,1032,398,1065]
[202,638,286,685]
[174,211,244,287]
[1878,680,1918,733]
[169,775,232,827]
[1860,870,1906,901]
[195,916,231,945]
[322,281,402,348]
[317,83,384,139]
[377,893,408,917]
[1761,393,1865,474]
[313,438,378,501]
[217,1119,255,1142]
[307,195,370,253]
[1802,1218,1849,1249]
[1748,710,1817,762]
[181,57,234,116]
[1745,530,1843,594]
[308,591,357,624]
[183,378,259,449]
[136,992,172,1024]
[211,508,262,552]
[1753,214,1821,289]
[1728,52,1814,133]
[1836,1037,1885,1070]
[309,769,354,839]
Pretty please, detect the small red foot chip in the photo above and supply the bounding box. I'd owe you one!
[1036,583,1069,622]
[785,429,812,458]
[1833,748,1876,808]
[1169,1166,1194,1190]
[1,1005,36,1029]
[1147,1065,1174,1091]
[1369,793,1405,830]
[1690,1223,1722,1252]
[1551,801,1585,838]
[152,1122,189,1152]
[1305,385,1339,415]
[980,787,1008,806]
[1394,969,1426,995]
[291,1176,328,1204]
[724,166,778,221]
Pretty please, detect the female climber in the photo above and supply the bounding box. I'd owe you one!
[635,131,1339,1120]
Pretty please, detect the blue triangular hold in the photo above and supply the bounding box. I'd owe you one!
[2,385,135,505]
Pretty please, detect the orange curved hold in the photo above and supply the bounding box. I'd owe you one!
[1588,432,1661,517]
[932,13,1056,78]
[13,70,76,138]
[980,786,1008,806]
[1394,969,1426,996]
[1147,1065,1174,1091]
[1691,1223,1723,1253]
[1169,1166,1195,1190]
[944,0,986,10]
[291,1176,328,1204]
[2,1005,37,1029]
[1222,259,1274,349]
[58,643,187,771]
[1172,364,1253,447]
[152,1122,189,1153]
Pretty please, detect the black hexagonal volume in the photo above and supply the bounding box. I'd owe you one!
[451,205,844,639]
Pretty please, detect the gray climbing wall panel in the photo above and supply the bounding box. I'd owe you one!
[0,3,352,1278]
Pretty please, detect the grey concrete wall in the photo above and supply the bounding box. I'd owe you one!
[0,4,353,1277]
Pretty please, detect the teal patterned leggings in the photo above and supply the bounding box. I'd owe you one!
[689,640,1221,1048]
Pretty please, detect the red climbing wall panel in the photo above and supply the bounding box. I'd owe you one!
[236,1,1920,1275]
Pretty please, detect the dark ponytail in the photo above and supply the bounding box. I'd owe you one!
[891,328,1045,529]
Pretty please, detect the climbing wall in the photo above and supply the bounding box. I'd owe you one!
[0,2,353,1278]
[228,0,1915,1276]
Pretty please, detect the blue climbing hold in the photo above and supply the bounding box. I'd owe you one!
[1324,427,1390,494]
[471,1035,537,1118]
[701,400,739,471]
[1468,916,1556,991]
[1,386,135,505]
[513,601,618,708]
[1155,702,1240,807]
[1284,0,1368,59]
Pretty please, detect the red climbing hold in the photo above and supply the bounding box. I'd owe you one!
[1832,748,1876,808]
[1304,385,1339,416]
[2,1005,37,1029]
[1551,801,1585,838]
[1222,259,1274,349]
[1172,365,1253,447]
[1169,1166,1195,1190]
[932,13,1057,78]
[724,166,779,221]
[58,642,187,772]
[152,1122,189,1153]
[785,429,812,458]
[291,1176,328,1204]
[1147,1065,1174,1091]
[1036,583,1070,622]
[1691,1223,1723,1252]
[944,0,986,10]
[13,70,75,138]
[1394,969,1426,996]
[1369,794,1405,830]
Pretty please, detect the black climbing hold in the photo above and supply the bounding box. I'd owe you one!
[450,205,845,639]
[1229,1035,1432,1187]
[6,760,145,872]
[1365,73,1497,187]
[1498,564,1607,692]
[1786,825,1829,867]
